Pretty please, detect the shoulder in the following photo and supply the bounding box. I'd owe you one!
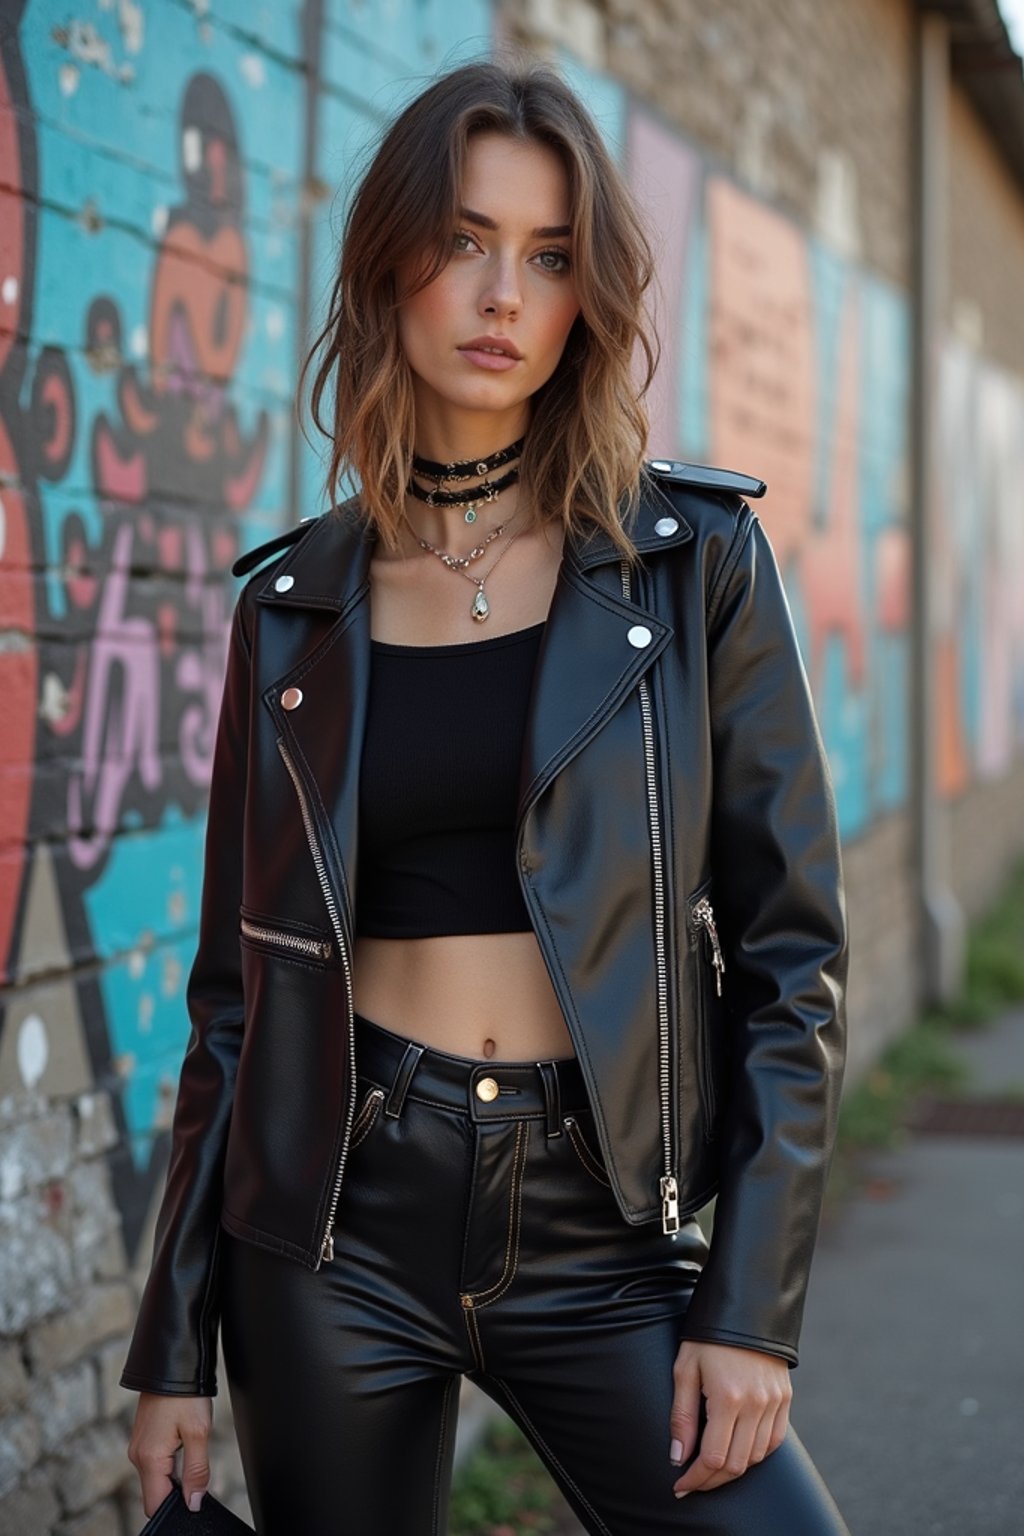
[641,458,767,573]
[231,513,324,583]
[644,458,767,505]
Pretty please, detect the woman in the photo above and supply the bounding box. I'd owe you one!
[122,57,850,1534]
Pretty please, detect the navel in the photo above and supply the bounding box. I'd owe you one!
[482,1037,496,1059]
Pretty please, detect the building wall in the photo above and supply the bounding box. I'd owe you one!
[947,78,1024,370]
[938,77,1024,925]
[1,1,1022,1529]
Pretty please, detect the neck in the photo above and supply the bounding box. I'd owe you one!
[409,392,530,469]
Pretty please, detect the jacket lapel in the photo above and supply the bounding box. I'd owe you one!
[253,480,694,937]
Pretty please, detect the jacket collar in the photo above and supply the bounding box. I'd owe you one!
[252,472,694,615]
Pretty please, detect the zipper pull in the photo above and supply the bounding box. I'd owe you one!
[693,897,726,997]
[660,1174,680,1235]
[320,1230,335,1264]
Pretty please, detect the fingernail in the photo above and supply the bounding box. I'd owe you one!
[669,1438,683,1464]
[674,1489,690,1499]
[189,1492,204,1512]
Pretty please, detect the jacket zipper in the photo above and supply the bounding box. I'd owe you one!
[690,895,725,995]
[275,736,356,1268]
[239,916,333,963]
[689,893,726,1136]
[620,560,678,1236]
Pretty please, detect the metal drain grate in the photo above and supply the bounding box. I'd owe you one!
[906,1096,1024,1139]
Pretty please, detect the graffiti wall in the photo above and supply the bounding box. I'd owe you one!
[563,46,1024,833]
[933,340,1024,795]
[0,0,489,1280]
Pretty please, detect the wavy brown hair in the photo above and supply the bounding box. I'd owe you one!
[300,56,661,564]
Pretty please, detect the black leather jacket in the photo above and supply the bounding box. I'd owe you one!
[120,461,847,1397]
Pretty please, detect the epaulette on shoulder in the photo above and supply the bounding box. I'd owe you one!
[646,459,767,500]
[232,515,321,579]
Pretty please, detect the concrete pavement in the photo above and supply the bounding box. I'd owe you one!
[793,1005,1024,1535]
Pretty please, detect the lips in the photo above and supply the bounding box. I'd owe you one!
[458,335,523,360]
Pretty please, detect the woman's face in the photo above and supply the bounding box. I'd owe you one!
[395,132,581,438]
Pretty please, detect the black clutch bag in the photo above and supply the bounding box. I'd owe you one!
[137,1477,255,1534]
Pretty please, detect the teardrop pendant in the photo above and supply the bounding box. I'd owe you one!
[471,588,490,621]
[464,507,477,524]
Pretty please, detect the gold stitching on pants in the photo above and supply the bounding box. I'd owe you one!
[459,1121,530,1371]
[564,1115,612,1187]
[465,1120,529,1307]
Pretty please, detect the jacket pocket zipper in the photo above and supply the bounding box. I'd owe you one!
[239,916,333,964]
[275,736,356,1268]
[690,894,725,996]
[620,559,678,1236]
[689,891,726,1138]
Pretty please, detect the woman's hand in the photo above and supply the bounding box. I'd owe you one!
[668,1340,792,1497]
[127,1391,213,1517]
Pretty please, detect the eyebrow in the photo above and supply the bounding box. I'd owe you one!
[458,205,572,239]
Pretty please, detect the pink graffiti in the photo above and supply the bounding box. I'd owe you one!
[66,520,229,870]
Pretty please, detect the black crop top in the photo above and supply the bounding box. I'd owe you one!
[354,621,546,938]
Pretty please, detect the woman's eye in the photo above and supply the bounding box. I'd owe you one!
[536,248,572,274]
[453,230,478,252]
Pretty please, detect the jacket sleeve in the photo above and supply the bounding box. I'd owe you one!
[119,587,253,1396]
[680,507,849,1369]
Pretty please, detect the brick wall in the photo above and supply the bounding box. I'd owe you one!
[947,78,1024,366]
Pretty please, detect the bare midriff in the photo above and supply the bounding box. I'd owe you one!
[351,931,576,1061]
[352,510,575,1063]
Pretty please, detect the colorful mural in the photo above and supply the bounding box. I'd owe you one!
[0,0,489,1262]
[934,339,1024,794]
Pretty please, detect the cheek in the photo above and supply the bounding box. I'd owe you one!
[405,273,457,329]
[398,282,458,370]
[541,298,582,360]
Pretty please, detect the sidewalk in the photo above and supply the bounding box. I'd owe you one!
[792,1004,1024,1535]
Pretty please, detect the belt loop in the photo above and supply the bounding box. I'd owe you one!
[384,1041,425,1120]
[537,1060,562,1138]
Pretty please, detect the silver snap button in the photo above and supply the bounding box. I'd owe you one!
[654,517,678,537]
[475,1077,499,1103]
[649,459,673,472]
[627,625,653,648]
[281,686,303,710]
[274,574,294,592]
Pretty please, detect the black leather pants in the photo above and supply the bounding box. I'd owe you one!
[220,1011,849,1535]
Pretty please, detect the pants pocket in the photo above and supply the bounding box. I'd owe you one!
[562,1111,612,1187]
[349,1083,386,1151]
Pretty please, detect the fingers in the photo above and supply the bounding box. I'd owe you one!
[127,1392,213,1518]
[181,1418,213,1513]
[668,1349,703,1468]
[669,1342,792,1499]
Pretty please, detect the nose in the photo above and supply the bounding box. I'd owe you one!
[479,255,521,319]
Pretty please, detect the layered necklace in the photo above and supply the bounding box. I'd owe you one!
[405,436,526,622]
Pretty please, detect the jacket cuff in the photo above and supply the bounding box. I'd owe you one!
[678,1323,799,1370]
[119,1369,219,1397]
